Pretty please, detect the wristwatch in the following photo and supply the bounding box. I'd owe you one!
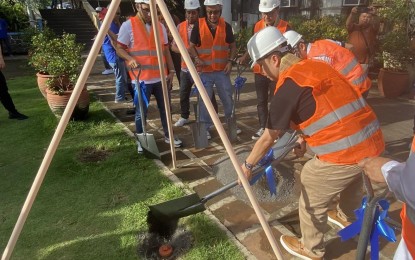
[244,160,254,170]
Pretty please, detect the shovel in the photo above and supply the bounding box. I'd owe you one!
[131,67,160,160]
[148,132,299,222]
[227,87,238,143]
[227,63,247,142]
[191,88,208,149]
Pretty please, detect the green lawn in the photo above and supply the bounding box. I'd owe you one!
[0,75,244,259]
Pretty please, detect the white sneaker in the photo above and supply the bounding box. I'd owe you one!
[165,136,183,147]
[236,127,242,135]
[136,140,143,154]
[252,128,265,140]
[206,131,211,140]
[102,69,114,75]
[174,117,189,127]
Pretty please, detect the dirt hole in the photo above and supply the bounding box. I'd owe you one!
[77,147,111,163]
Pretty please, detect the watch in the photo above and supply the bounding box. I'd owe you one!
[244,160,254,170]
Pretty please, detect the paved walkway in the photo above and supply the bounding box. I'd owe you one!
[86,58,415,260]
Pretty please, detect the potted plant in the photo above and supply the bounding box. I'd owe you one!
[28,28,60,97]
[29,29,89,119]
[376,0,415,98]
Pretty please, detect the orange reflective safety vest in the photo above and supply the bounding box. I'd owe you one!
[276,60,384,164]
[178,21,190,70]
[197,18,229,72]
[253,19,290,74]
[127,16,167,81]
[307,40,371,94]
[401,136,415,258]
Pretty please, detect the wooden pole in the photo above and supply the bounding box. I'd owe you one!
[149,0,177,169]
[155,1,284,259]
[1,1,121,259]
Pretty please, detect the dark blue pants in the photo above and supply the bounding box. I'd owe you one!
[135,81,168,137]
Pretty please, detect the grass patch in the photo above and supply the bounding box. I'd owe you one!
[0,76,245,259]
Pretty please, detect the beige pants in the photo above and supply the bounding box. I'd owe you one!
[299,156,363,258]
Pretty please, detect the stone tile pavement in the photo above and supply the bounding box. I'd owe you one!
[86,58,415,260]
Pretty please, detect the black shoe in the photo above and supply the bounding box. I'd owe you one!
[9,112,28,120]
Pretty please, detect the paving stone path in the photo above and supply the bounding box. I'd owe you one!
[86,58,415,259]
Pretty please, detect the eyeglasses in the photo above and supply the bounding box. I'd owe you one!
[206,10,221,16]
[262,9,277,17]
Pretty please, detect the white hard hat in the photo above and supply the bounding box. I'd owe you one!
[247,26,288,68]
[283,31,303,48]
[135,0,149,3]
[95,6,102,12]
[185,0,200,9]
[259,0,280,13]
[204,0,223,6]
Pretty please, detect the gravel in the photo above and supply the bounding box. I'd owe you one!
[212,147,297,204]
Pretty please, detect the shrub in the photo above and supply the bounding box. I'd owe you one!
[288,15,348,43]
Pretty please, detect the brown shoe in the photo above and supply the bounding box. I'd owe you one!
[280,235,323,260]
[327,209,352,229]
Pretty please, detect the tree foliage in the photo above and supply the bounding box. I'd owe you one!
[0,0,29,31]
[288,15,348,43]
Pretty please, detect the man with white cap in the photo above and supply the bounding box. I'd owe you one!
[116,0,182,153]
[241,26,384,259]
[171,0,218,127]
[238,0,292,140]
[187,0,239,140]
[284,30,371,97]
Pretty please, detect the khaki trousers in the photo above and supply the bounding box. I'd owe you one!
[299,156,363,258]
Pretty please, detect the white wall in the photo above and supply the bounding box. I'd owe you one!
[222,0,232,25]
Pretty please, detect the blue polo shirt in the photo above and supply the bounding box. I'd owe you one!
[102,22,120,64]
[0,19,8,39]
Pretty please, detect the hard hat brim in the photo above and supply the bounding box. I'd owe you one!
[259,6,278,13]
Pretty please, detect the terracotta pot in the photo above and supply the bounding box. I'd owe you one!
[36,73,70,98]
[377,68,409,98]
[36,73,54,98]
[46,88,90,120]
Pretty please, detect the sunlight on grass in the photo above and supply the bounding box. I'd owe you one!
[0,76,244,259]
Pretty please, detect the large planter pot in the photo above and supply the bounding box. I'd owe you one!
[377,68,410,98]
[36,73,70,98]
[46,88,90,120]
[36,73,54,98]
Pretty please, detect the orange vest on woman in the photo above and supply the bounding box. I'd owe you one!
[275,60,384,164]
[127,16,167,81]
[401,136,415,257]
[197,18,228,72]
[178,21,190,69]
[253,19,290,74]
[308,40,371,94]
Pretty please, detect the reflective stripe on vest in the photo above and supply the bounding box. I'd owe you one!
[276,58,384,164]
[197,17,229,72]
[253,19,290,74]
[127,16,167,81]
[309,118,380,155]
[340,58,359,75]
[308,40,371,94]
[303,96,366,136]
[179,21,189,69]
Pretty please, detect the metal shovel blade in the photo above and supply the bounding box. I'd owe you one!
[191,122,208,149]
[227,116,238,143]
[149,193,204,221]
[136,133,160,160]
